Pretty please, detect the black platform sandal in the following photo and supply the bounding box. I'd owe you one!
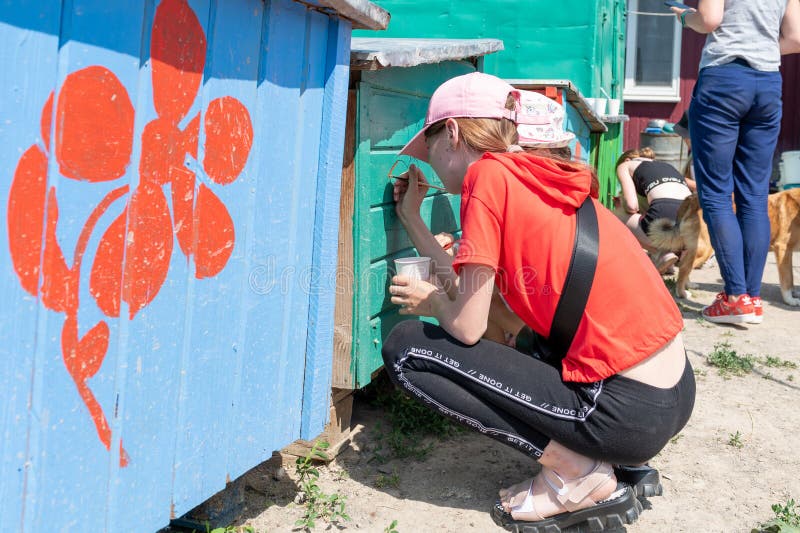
[492,463,643,533]
[613,464,663,499]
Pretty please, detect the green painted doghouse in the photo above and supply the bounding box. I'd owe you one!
[331,39,611,394]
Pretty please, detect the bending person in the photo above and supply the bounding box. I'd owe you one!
[615,148,692,273]
[382,73,694,531]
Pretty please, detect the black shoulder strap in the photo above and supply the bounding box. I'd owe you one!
[547,197,599,356]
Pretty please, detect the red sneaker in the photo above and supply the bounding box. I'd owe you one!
[745,296,763,324]
[702,292,755,324]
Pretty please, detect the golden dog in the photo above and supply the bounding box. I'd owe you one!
[649,189,800,305]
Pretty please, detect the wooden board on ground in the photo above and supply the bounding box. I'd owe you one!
[282,388,354,461]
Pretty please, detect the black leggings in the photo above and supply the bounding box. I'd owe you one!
[381,320,695,465]
[639,198,685,235]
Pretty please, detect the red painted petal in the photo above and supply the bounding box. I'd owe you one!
[171,166,196,257]
[203,97,253,185]
[151,0,205,123]
[90,208,126,318]
[55,66,134,182]
[194,184,234,279]
[8,146,48,296]
[139,118,183,186]
[40,188,77,314]
[183,113,200,159]
[62,316,109,382]
[123,182,173,318]
[41,92,54,152]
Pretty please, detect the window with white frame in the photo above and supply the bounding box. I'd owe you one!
[624,0,683,102]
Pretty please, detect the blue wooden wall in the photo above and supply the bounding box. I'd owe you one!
[0,0,350,530]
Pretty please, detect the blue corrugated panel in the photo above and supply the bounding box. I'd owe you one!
[0,0,352,530]
[300,16,352,440]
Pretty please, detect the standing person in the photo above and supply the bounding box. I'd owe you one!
[614,148,693,273]
[671,0,795,324]
[382,72,694,531]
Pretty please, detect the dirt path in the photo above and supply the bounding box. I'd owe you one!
[241,253,800,533]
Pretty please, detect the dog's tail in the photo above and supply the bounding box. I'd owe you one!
[648,218,684,251]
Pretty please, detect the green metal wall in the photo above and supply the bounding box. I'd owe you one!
[355,0,624,102]
[355,0,628,203]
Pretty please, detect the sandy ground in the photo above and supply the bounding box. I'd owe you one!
[234,252,800,533]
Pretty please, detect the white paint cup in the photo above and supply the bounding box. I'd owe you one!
[585,97,598,113]
[394,256,431,281]
[592,97,608,116]
[607,98,621,116]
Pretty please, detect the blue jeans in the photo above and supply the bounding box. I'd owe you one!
[688,60,782,297]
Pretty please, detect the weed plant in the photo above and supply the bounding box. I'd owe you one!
[762,356,798,369]
[384,519,400,533]
[363,374,463,462]
[375,469,400,489]
[728,431,744,448]
[707,342,754,377]
[753,498,800,532]
[663,276,677,293]
[294,441,350,530]
[707,343,798,380]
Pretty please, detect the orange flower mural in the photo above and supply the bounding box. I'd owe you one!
[6,0,253,466]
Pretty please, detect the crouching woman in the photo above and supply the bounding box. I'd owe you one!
[381,73,695,531]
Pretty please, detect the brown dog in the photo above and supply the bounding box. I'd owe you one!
[649,189,800,305]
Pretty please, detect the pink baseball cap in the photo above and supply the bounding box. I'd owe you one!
[399,72,521,162]
[516,90,575,148]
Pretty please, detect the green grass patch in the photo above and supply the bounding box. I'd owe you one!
[762,356,798,369]
[363,374,463,463]
[707,341,755,377]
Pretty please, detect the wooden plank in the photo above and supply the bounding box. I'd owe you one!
[282,389,354,460]
[354,312,440,388]
[358,151,447,207]
[361,60,477,96]
[332,90,358,389]
[363,194,461,260]
[300,17,352,437]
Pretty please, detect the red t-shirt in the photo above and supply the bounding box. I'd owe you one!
[452,152,683,383]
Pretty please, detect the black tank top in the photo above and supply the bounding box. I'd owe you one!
[632,160,686,196]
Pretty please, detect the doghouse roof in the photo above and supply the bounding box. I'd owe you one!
[350,38,504,70]
[308,0,389,30]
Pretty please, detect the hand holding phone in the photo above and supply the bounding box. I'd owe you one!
[664,0,692,10]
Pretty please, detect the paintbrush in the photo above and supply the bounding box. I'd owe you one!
[389,174,448,192]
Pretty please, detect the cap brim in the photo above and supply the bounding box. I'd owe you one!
[399,128,429,162]
[518,131,575,149]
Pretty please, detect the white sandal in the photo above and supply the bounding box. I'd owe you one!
[492,463,642,533]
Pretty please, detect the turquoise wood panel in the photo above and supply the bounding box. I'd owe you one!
[351,61,475,388]
[0,0,352,530]
[363,195,461,261]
